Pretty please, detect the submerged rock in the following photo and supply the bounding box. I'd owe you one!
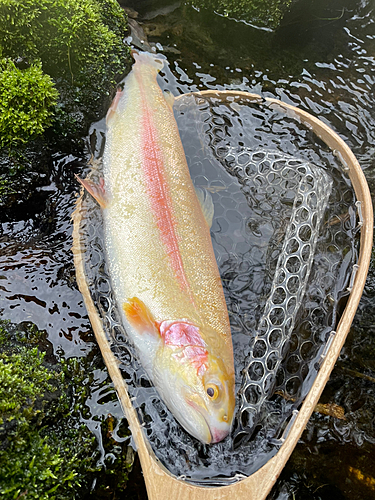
[188,0,294,29]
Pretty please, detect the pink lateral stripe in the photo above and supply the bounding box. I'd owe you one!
[137,76,191,294]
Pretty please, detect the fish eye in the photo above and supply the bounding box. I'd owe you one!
[206,384,219,400]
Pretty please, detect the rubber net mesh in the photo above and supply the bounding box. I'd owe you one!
[80,94,360,484]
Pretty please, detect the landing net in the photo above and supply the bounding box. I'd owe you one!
[79,94,360,484]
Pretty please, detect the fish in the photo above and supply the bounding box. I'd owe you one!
[77,50,235,444]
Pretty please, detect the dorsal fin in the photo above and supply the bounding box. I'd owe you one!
[106,88,123,124]
[75,175,108,209]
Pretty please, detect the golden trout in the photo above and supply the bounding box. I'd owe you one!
[78,51,235,444]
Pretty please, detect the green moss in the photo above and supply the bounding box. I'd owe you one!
[190,0,293,28]
[0,59,58,149]
[0,322,55,422]
[0,347,54,423]
[0,0,130,117]
[0,321,133,499]
[0,429,89,500]
[0,0,130,142]
[0,0,126,62]
[0,0,130,210]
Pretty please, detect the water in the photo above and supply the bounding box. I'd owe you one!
[1,0,375,497]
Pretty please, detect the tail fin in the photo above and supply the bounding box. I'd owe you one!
[132,49,166,72]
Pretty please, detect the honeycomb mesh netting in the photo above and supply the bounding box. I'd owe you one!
[225,149,333,439]
[79,94,360,484]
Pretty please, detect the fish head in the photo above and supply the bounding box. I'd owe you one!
[184,353,235,444]
[155,321,235,444]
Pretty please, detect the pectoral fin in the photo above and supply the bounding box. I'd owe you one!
[123,297,159,337]
[195,187,214,228]
[76,175,108,209]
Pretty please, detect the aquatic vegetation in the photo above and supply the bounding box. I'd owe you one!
[0,342,55,425]
[0,59,58,149]
[0,0,130,210]
[0,0,129,86]
[0,0,130,136]
[0,321,133,499]
[189,0,293,28]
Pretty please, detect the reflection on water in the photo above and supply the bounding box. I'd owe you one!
[0,158,90,356]
[1,0,375,498]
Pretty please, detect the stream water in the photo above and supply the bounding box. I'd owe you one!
[1,0,375,498]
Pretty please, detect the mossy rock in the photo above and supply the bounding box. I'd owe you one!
[0,0,131,211]
[0,59,58,214]
[0,0,130,125]
[0,0,130,80]
[0,320,134,499]
[0,59,58,149]
[189,0,294,29]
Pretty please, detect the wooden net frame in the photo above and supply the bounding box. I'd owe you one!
[72,91,373,500]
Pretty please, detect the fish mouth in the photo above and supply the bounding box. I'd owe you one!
[201,409,231,444]
[210,426,229,444]
[201,414,230,444]
[200,416,213,445]
[186,399,212,444]
[187,399,229,444]
[196,416,213,445]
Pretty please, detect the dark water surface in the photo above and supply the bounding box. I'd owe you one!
[1,0,375,498]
